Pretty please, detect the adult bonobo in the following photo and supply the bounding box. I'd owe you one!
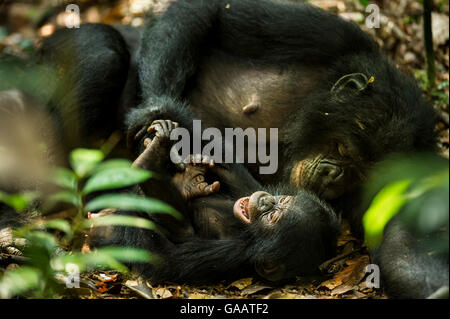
[124,0,443,297]
[90,119,340,283]
[129,0,437,228]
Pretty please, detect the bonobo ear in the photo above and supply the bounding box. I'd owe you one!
[331,73,374,97]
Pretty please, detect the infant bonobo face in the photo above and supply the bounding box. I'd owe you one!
[233,191,294,226]
[235,191,340,282]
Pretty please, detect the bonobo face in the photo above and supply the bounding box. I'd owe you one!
[289,140,367,200]
[233,190,340,282]
[233,191,294,225]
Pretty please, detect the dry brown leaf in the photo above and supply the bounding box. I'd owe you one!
[331,284,358,296]
[227,277,253,290]
[188,292,212,299]
[240,284,272,295]
[154,287,173,299]
[329,255,370,296]
[320,277,343,290]
[263,292,301,299]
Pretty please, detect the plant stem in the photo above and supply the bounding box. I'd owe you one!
[423,0,436,91]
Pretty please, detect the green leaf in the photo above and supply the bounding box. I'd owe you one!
[92,159,133,173]
[94,247,154,264]
[0,266,41,298]
[40,219,73,240]
[0,191,38,212]
[50,168,78,191]
[363,179,412,248]
[47,190,80,208]
[84,194,182,219]
[70,148,104,178]
[82,215,157,230]
[20,231,59,252]
[359,0,369,7]
[83,167,152,195]
[51,247,153,274]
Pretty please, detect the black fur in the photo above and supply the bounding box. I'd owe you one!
[1,0,444,297]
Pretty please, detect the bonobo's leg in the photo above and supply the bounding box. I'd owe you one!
[372,219,449,299]
[37,24,131,151]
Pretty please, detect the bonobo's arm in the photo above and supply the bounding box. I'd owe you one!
[132,120,220,208]
[131,120,189,217]
[137,0,377,101]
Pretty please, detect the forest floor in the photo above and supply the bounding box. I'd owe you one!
[0,0,448,299]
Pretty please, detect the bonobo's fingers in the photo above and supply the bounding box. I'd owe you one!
[201,155,215,168]
[182,176,221,199]
[186,154,215,167]
[134,125,148,141]
[148,121,165,138]
[148,119,179,139]
[206,181,221,194]
[143,138,152,148]
[165,120,174,131]
[194,180,220,197]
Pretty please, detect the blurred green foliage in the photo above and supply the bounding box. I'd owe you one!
[363,154,449,251]
[0,147,180,298]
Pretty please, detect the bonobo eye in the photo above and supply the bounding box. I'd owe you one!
[337,143,348,157]
[267,211,280,223]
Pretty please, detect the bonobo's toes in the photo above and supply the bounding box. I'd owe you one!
[208,181,220,193]
[185,154,215,167]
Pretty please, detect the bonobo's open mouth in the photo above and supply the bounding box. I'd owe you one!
[233,197,250,224]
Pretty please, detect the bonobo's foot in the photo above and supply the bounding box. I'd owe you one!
[173,154,220,200]
[132,119,182,170]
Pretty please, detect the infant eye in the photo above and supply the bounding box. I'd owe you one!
[268,211,279,223]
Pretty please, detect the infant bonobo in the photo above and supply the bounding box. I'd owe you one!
[93,120,340,283]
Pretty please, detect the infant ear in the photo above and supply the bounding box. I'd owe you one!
[331,73,374,97]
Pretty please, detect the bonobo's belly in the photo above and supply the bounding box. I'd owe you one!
[186,52,317,131]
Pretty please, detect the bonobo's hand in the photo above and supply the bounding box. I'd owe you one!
[173,154,220,200]
[132,119,183,171]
